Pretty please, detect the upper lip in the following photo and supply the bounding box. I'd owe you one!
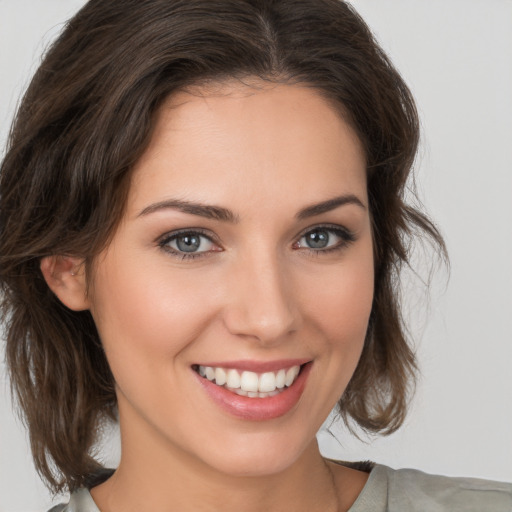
[192,358,311,373]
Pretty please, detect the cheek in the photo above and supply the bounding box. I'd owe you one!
[304,242,374,407]
[291,242,374,425]
[303,245,374,347]
[88,257,220,377]
[87,260,226,427]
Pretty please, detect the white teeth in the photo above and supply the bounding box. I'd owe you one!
[226,369,241,388]
[285,366,300,387]
[205,366,215,381]
[215,367,227,386]
[276,369,286,389]
[197,364,302,397]
[259,372,276,392]
[240,371,259,392]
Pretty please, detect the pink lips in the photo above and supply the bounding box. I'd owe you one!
[193,361,312,421]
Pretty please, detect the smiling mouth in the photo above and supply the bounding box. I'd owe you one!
[192,364,304,398]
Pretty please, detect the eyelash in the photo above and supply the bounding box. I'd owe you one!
[157,224,356,260]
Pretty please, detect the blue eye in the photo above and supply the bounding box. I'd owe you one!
[159,230,217,258]
[296,226,355,252]
[302,229,331,249]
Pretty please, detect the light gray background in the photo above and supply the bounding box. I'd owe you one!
[1,1,511,510]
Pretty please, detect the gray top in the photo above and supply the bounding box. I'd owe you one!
[49,464,512,512]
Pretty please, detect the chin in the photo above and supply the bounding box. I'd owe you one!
[208,453,300,479]
[194,431,314,478]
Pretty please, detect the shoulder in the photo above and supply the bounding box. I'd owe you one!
[47,506,66,512]
[46,488,100,512]
[379,464,512,512]
[46,469,114,512]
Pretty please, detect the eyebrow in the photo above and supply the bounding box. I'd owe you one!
[137,194,365,222]
[296,194,366,219]
[138,199,239,223]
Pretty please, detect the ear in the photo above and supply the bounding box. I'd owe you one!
[40,255,90,311]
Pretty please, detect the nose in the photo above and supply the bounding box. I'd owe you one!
[222,251,299,345]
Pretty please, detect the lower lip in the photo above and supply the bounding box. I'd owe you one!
[194,363,312,421]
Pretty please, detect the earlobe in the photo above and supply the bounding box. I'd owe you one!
[40,255,90,311]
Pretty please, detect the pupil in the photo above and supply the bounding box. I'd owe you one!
[307,230,329,248]
[177,235,200,252]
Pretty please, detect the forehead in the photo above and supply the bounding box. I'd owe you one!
[128,80,367,215]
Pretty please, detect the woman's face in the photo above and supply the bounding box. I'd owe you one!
[87,81,374,476]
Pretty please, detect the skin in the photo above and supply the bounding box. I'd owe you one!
[42,80,374,511]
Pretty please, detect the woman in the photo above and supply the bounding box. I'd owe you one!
[0,1,510,511]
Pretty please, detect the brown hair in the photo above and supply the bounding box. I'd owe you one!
[0,0,445,493]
